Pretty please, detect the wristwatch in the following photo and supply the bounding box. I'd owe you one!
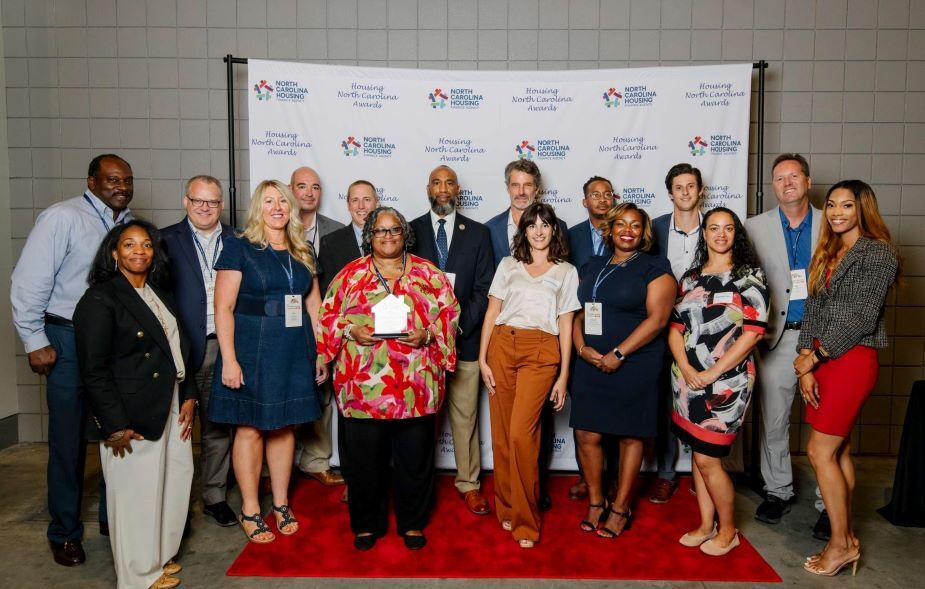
[612,347,626,361]
[812,348,829,364]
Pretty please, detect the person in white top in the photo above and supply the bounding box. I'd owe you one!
[479,202,581,549]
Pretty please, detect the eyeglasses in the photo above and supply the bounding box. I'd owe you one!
[187,196,223,209]
[371,226,404,238]
[587,191,615,201]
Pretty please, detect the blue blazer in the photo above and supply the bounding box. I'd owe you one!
[651,213,671,258]
[484,208,571,267]
[161,219,235,374]
[568,219,612,274]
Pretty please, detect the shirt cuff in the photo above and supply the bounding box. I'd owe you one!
[24,332,51,353]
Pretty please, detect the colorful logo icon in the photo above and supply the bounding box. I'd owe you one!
[603,87,622,107]
[341,136,361,156]
[515,139,535,160]
[688,136,708,156]
[254,80,273,101]
[429,88,448,109]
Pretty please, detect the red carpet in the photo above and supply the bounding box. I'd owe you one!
[227,474,781,582]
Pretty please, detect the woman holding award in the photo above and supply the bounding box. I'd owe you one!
[316,206,460,552]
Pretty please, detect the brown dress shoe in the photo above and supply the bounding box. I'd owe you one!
[51,540,86,566]
[568,478,589,500]
[304,469,345,486]
[461,490,491,515]
[649,477,679,504]
[150,573,181,589]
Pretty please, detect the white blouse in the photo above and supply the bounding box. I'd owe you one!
[135,285,186,382]
[488,256,581,335]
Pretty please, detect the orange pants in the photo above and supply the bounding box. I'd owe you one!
[486,325,560,542]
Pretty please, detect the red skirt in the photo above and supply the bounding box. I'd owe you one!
[806,345,878,437]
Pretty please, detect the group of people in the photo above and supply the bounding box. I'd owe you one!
[10,151,899,587]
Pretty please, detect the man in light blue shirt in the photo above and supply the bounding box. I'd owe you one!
[11,154,133,566]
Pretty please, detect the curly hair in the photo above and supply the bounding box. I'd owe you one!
[600,202,655,254]
[361,206,415,255]
[88,219,170,289]
[682,207,759,281]
[511,202,569,264]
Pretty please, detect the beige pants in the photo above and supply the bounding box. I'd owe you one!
[445,360,483,493]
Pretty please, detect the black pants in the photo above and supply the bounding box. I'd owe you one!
[342,415,436,537]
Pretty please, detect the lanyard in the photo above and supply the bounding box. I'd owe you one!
[83,194,118,232]
[372,252,407,295]
[193,232,221,281]
[592,251,638,301]
[270,248,295,293]
[785,210,809,268]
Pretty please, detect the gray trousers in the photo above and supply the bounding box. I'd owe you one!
[197,338,233,505]
[757,329,800,501]
[298,379,335,473]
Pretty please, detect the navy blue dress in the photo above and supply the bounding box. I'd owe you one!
[208,236,321,430]
[570,253,673,437]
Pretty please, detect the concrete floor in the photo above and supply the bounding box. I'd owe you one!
[0,443,922,588]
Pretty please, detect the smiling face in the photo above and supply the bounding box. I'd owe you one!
[772,159,812,207]
[347,183,378,227]
[583,179,615,221]
[427,166,459,216]
[260,185,291,232]
[704,211,736,257]
[610,208,644,254]
[825,188,860,239]
[525,217,554,253]
[88,157,134,212]
[370,212,405,259]
[112,225,154,278]
[184,178,223,232]
[669,172,703,213]
[506,169,539,212]
[290,167,322,214]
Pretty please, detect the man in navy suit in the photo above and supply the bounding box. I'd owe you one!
[649,163,704,505]
[409,165,494,516]
[161,175,237,526]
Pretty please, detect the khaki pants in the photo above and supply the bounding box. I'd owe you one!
[445,360,483,493]
[487,326,560,542]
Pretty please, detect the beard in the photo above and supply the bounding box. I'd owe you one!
[429,195,456,216]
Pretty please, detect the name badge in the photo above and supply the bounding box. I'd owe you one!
[789,269,808,301]
[541,276,561,290]
[445,272,457,289]
[284,295,302,328]
[585,302,603,335]
[712,291,734,305]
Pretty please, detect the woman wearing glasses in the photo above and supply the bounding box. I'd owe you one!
[316,207,460,551]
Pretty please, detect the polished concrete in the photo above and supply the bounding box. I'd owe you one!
[0,443,922,588]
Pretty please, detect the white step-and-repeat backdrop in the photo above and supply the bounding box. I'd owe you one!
[247,60,753,471]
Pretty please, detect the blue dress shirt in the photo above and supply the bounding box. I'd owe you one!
[779,207,812,323]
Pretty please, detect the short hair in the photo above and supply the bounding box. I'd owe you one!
[361,206,415,255]
[582,176,613,197]
[504,159,542,188]
[88,219,170,289]
[600,202,655,254]
[87,154,129,178]
[511,202,569,264]
[347,179,377,198]
[184,175,223,198]
[664,163,703,193]
[772,153,810,177]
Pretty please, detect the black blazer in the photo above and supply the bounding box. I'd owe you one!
[161,219,234,374]
[73,272,193,441]
[318,224,364,297]
[409,213,495,361]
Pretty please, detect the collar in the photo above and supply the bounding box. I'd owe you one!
[84,189,129,224]
[587,218,604,235]
[186,217,221,240]
[507,209,516,228]
[430,209,456,227]
[670,212,702,236]
[778,207,811,231]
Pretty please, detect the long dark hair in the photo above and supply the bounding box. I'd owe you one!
[682,207,758,281]
[511,202,569,264]
[88,219,170,289]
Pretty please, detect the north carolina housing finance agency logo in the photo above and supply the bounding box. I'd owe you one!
[253,80,273,100]
[602,87,622,107]
[603,85,657,107]
[341,136,361,156]
[689,134,742,156]
[515,138,570,161]
[429,88,448,108]
[428,87,484,109]
[253,79,308,103]
[341,135,397,158]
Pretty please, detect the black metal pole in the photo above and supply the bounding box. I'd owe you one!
[223,55,249,228]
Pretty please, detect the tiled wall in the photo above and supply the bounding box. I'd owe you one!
[3,0,923,453]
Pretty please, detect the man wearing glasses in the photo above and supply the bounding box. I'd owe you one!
[162,175,237,527]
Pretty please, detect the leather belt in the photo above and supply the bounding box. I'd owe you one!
[783,321,802,330]
[44,313,74,328]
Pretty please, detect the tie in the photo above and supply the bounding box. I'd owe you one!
[436,219,449,271]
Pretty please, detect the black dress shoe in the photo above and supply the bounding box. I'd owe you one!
[813,509,831,541]
[99,522,109,537]
[539,494,552,512]
[203,501,238,527]
[755,495,791,524]
[50,540,86,566]
[403,532,427,550]
[354,533,378,551]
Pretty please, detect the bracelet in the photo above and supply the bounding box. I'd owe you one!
[107,430,126,442]
[344,324,355,341]
[812,348,829,364]
[578,345,586,357]
[423,329,432,345]
[612,347,626,361]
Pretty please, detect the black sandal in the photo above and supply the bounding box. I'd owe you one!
[597,506,632,538]
[272,504,299,535]
[579,500,609,532]
[239,511,275,544]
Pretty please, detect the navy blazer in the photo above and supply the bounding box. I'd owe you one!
[161,219,234,374]
[568,219,612,274]
[484,207,571,267]
[409,213,495,361]
[317,224,364,298]
[651,212,671,258]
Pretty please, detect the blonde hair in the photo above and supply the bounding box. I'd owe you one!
[242,179,316,272]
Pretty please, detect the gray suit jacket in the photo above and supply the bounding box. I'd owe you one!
[316,213,344,240]
[745,205,822,350]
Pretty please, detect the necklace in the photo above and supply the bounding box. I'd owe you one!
[140,285,169,336]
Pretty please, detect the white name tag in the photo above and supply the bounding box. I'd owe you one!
[713,291,735,305]
[445,272,457,289]
[789,269,808,301]
[284,295,302,328]
[584,302,603,335]
[541,276,561,290]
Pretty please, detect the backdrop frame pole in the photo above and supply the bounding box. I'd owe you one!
[223,54,248,227]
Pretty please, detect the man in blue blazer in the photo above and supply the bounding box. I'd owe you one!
[409,165,494,516]
[161,175,236,526]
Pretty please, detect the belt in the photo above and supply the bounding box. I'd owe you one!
[44,313,74,328]
[784,321,802,330]
[234,297,306,318]
[206,333,217,340]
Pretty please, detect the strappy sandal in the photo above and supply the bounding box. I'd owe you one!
[272,504,299,535]
[597,506,632,538]
[239,511,275,544]
[579,500,609,532]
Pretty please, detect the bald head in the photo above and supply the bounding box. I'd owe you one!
[427,165,460,216]
[290,166,322,214]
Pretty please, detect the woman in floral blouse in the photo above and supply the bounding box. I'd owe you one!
[316,206,460,552]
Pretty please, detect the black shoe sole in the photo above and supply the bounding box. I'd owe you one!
[754,504,791,524]
[203,507,239,527]
[354,534,378,551]
[403,535,427,550]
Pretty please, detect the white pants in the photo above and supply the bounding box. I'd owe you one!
[100,387,193,589]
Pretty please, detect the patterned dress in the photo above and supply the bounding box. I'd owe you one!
[316,255,460,420]
[670,266,768,457]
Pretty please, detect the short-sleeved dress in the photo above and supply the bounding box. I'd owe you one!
[208,236,321,430]
[669,267,768,457]
[570,254,673,437]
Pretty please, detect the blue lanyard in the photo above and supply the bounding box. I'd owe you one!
[372,252,407,295]
[270,248,294,293]
[193,232,221,280]
[83,194,117,232]
[591,252,638,301]
[785,210,809,268]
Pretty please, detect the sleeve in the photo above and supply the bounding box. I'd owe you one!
[556,264,582,316]
[315,263,354,365]
[426,270,461,372]
[797,290,822,351]
[816,245,898,358]
[73,289,131,437]
[457,229,495,338]
[645,254,674,283]
[740,267,770,334]
[487,256,511,300]
[213,235,245,271]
